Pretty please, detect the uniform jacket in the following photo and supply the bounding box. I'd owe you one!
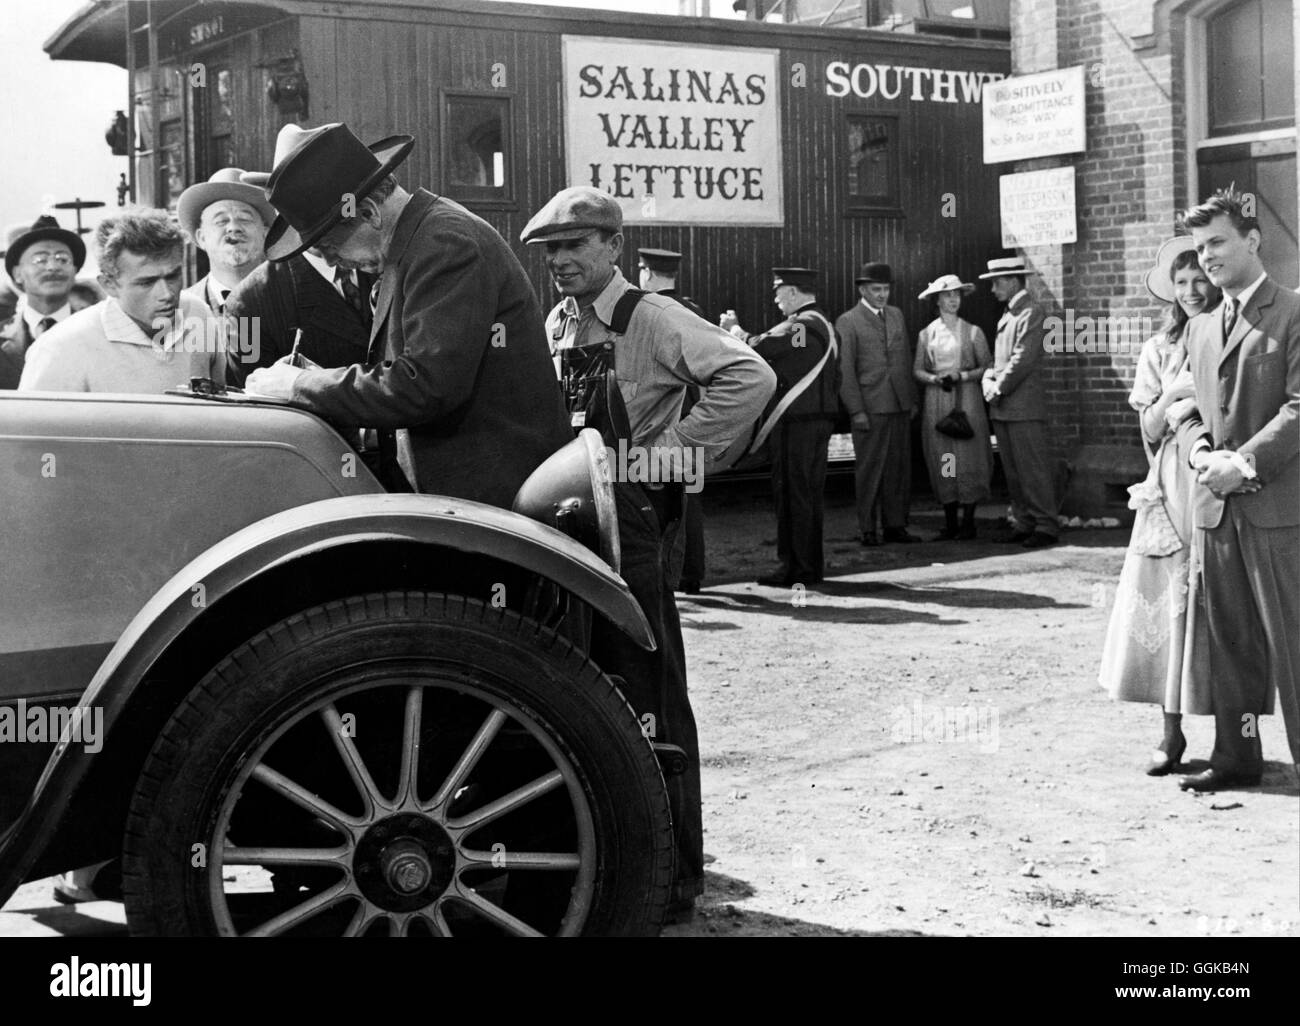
[290,189,572,509]
[1176,276,1300,529]
[0,313,36,390]
[836,301,916,415]
[750,302,840,421]
[225,255,372,386]
[984,290,1048,421]
[546,269,775,472]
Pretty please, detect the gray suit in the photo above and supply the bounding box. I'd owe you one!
[837,302,916,533]
[985,290,1058,536]
[1177,276,1300,771]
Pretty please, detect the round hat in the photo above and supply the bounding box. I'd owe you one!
[1143,236,1198,304]
[4,215,86,280]
[978,256,1037,280]
[772,267,818,291]
[918,273,975,299]
[855,261,893,285]
[177,168,277,238]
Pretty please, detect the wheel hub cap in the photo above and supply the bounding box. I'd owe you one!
[354,813,455,912]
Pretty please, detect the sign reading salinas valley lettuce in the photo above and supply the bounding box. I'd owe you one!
[562,36,783,226]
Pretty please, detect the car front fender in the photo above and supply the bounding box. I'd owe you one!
[0,493,654,902]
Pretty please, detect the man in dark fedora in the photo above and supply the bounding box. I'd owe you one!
[177,168,275,315]
[0,215,85,389]
[980,256,1059,548]
[723,267,842,585]
[836,261,921,546]
[225,128,376,385]
[245,122,571,509]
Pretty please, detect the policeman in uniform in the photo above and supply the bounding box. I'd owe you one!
[723,268,842,586]
[637,247,708,593]
[522,188,775,920]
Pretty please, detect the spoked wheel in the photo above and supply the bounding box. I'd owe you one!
[122,593,674,936]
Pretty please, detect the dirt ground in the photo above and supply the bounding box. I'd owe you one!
[4,476,1297,938]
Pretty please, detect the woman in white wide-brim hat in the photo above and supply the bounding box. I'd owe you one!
[1098,236,1231,775]
[912,273,994,539]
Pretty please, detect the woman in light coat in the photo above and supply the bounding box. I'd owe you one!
[913,274,994,539]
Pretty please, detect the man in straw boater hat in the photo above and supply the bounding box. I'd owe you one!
[244,123,571,508]
[223,127,377,385]
[979,255,1060,548]
[0,215,86,389]
[176,167,275,315]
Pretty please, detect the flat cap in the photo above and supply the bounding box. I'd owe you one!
[522,187,622,245]
[855,261,893,284]
[772,267,818,291]
[638,247,682,273]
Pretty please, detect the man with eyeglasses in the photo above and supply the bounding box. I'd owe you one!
[177,168,275,315]
[0,215,85,389]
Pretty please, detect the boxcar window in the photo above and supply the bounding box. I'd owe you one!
[443,94,512,204]
[845,114,901,214]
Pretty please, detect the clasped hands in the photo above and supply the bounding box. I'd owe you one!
[1194,449,1263,499]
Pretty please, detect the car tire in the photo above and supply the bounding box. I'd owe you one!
[121,591,673,936]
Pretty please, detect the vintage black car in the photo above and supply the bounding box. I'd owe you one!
[0,388,675,936]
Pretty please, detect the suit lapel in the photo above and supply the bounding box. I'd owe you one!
[1219,278,1274,367]
[368,191,436,351]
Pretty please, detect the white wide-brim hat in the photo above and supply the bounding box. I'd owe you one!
[918,273,975,299]
[1144,236,1198,304]
[978,256,1037,280]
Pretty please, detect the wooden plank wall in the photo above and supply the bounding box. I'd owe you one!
[291,10,1010,338]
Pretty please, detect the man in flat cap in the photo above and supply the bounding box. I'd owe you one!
[723,268,842,586]
[245,122,571,508]
[637,246,708,593]
[522,185,775,921]
[837,262,921,546]
[0,215,85,389]
[177,168,275,316]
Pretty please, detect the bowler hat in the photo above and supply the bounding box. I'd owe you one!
[772,267,818,291]
[522,187,623,245]
[261,123,415,262]
[177,168,276,238]
[1143,236,1198,304]
[855,261,893,285]
[638,247,682,274]
[978,256,1037,280]
[918,273,975,300]
[4,215,86,281]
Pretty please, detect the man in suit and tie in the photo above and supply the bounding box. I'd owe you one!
[177,169,274,316]
[1175,187,1300,791]
[0,216,85,389]
[980,256,1060,549]
[836,262,921,546]
[244,122,571,510]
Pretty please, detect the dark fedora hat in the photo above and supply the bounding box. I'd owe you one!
[262,123,415,262]
[5,215,86,280]
[855,261,893,285]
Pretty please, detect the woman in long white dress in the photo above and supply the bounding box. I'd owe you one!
[1097,238,1219,775]
[913,274,994,539]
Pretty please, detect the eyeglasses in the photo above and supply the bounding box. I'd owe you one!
[25,253,74,268]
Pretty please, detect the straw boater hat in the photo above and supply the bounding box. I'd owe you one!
[176,168,276,238]
[252,123,415,261]
[978,256,1037,280]
[1143,236,1198,304]
[918,273,974,299]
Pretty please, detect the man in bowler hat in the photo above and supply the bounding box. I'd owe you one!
[245,123,571,509]
[0,216,85,389]
[836,262,921,546]
[723,268,842,585]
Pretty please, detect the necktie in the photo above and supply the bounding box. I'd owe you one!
[1223,297,1237,337]
[336,268,362,314]
[36,317,56,337]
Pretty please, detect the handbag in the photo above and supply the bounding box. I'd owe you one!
[934,373,975,439]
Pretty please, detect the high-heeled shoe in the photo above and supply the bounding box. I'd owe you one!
[1146,735,1187,776]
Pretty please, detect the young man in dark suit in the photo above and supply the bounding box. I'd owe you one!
[244,123,571,510]
[1175,187,1300,791]
[836,261,921,546]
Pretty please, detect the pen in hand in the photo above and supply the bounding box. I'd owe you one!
[289,329,304,368]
